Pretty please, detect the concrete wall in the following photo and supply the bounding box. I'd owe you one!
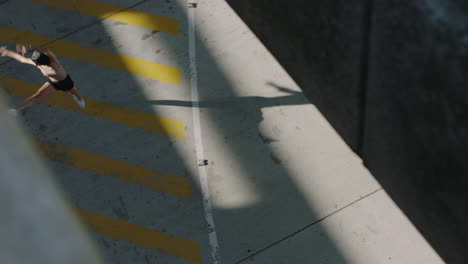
[227,0,468,263]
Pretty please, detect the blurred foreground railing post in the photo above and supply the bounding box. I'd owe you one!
[0,87,104,264]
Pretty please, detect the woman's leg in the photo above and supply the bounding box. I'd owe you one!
[15,82,55,111]
[68,87,85,108]
[68,87,82,100]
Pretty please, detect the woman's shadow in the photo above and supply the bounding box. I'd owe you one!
[149,81,309,111]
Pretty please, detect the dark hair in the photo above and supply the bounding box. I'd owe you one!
[31,50,50,65]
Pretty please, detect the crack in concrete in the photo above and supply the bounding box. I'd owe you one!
[234,187,384,264]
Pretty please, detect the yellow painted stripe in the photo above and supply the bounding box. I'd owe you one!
[31,0,179,35]
[0,26,181,84]
[0,77,185,139]
[78,209,202,263]
[35,140,192,199]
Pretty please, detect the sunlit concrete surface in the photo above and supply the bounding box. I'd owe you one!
[238,190,444,264]
[194,0,444,263]
[0,0,444,263]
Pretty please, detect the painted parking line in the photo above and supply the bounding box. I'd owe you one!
[0,26,181,84]
[31,0,179,35]
[78,209,202,263]
[0,77,185,139]
[187,2,222,263]
[35,140,192,199]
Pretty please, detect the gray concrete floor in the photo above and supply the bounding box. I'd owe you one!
[0,0,445,263]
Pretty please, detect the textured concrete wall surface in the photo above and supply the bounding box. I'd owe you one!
[364,1,468,263]
[227,0,468,263]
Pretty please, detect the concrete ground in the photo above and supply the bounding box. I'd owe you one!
[0,0,445,263]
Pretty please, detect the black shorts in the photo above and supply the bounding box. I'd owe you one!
[48,75,74,91]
